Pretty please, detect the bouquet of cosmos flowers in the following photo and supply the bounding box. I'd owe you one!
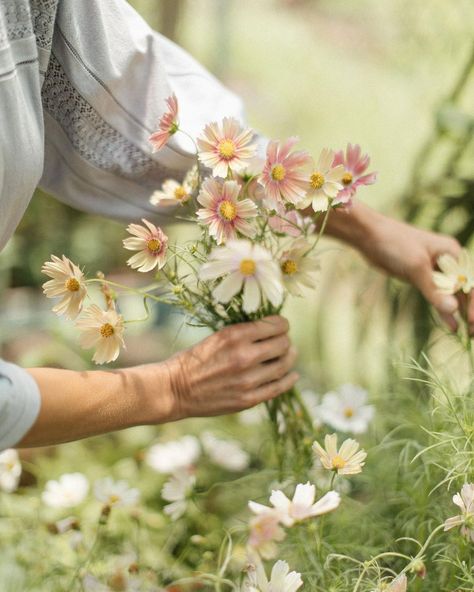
[41,93,377,468]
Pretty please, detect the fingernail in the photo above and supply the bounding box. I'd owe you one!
[439,297,458,314]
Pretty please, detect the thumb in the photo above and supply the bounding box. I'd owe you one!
[415,265,459,331]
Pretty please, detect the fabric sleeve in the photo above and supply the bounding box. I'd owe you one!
[0,360,41,451]
[39,0,246,224]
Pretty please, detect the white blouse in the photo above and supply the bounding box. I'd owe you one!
[0,0,245,449]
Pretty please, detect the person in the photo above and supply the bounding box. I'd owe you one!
[0,0,470,452]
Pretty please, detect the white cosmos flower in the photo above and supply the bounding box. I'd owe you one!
[123,219,168,273]
[42,255,87,320]
[42,473,89,508]
[201,431,250,471]
[298,148,344,212]
[316,384,375,434]
[313,433,367,476]
[162,470,196,521]
[248,509,286,559]
[94,477,140,508]
[249,482,340,527]
[76,305,125,364]
[444,483,474,542]
[386,574,408,592]
[432,249,474,295]
[245,554,303,592]
[150,178,192,207]
[279,238,320,296]
[0,449,22,493]
[146,435,200,473]
[199,240,284,314]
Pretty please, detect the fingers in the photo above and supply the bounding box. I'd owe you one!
[238,347,297,392]
[252,333,291,364]
[227,315,289,343]
[242,371,300,408]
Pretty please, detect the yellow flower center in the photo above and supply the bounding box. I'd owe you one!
[271,164,286,181]
[310,172,325,190]
[100,323,115,338]
[147,238,161,254]
[65,277,80,292]
[342,172,353,185]
[281,259,298,275]
[218,139,236,160]
[458,274,467,285]
[108,494,120,505]
[344,407,354,418]
[331,455,346,470]
[240,259,256,276]
[174,186,187,200]
[218,200,237,221]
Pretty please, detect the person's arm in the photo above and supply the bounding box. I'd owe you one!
[16,316,297,448]
[323,201,472,332]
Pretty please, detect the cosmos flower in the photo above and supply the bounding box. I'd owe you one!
[76,305,125,364]
[260,137,311,207]
[150,178,192,207]
[196,178,257,244]
[316,384,375,434]
[123,219,168,273]
[42,473,89,508]
[42,255,87,320]
[444,483,474,542]
[245,555,303,592]
[148,94,179,152]
[161,470,196,521]
[94,477,140,508]
[279,238,320,296]
[332,143,377,204]
[199,240,284,314]
[432,250,474,295]
[201,431,250,471]
[0,449,22,493]
[197,117,257,178]
[298,148,345,212]
[146,436,201,474]
[249,482,340,527]
[312,433,367,475]
[248,510,286,559]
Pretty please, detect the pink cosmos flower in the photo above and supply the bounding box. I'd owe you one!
[332,143,377,205]
[260,137,311,207]
[123,219,168,272]
[268,208,314,237]
[197,117,257,178]
[248,510,286,559]
[196,178,258,245]
[148,94,179,152]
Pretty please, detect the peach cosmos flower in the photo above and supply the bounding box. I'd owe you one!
[248,510,286,559]
[298,148,345,213]
[123,219,168,273]
[76,305,125,364]
[332,143,377,204]
[279,238,320,296]
[260,137,311,207]
[444,483,474,542]
[196,178,258,244]
[148,94,179,152]
[197,117,257,178]
[312,433,367,476]
[42,255,87,320]
[150,178,192,208]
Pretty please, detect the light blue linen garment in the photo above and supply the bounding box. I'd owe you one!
[0,0,244,450]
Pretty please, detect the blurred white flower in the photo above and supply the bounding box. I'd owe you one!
[249,482,340,527]
[313,433,367,476]
[94,477,140,507]
[41,254,87,320]
[150,178,192,207]
[199,240,284,314]
[245,554,303,592]
[300,389,322,429]
[201,431,250,471]
[279,238,320,297]
[0,449,21,493]
[433,250,474,295]
[162,470,196,521]
[444,483,474,542]
[53,516,80,534]
[146,435,200,474]
[238,404,268,426]
[316,384,374,434]
[248,510,286,559]
[42,473,89,508]
[76,305,125,364]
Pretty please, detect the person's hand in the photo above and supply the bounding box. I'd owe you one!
[163,315,298,420]
[359,212,473,333]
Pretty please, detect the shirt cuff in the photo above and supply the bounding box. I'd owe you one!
[0,360,41,450]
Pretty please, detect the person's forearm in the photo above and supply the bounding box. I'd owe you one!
[323,200,384,251]
[18,365,173,448]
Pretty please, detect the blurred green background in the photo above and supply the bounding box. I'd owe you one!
[1,0,473,393]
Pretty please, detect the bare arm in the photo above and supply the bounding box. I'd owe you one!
[17,316,298,448]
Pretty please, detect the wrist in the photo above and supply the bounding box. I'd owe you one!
[325,201,385,254]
